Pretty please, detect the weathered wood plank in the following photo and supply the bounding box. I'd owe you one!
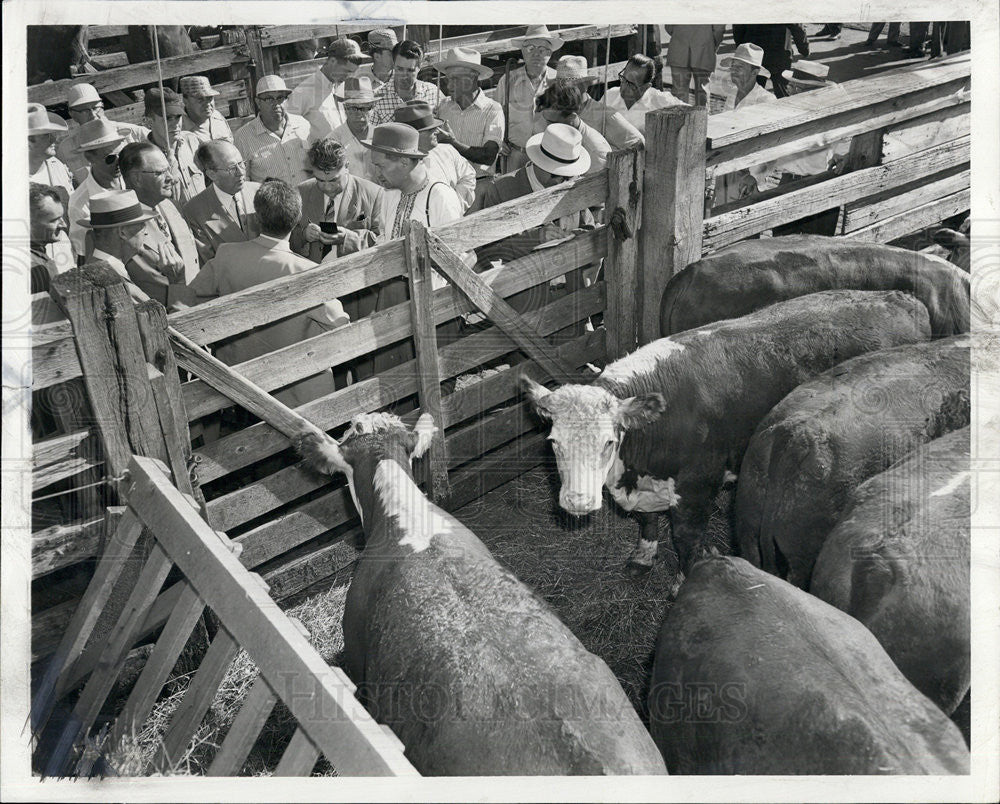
[841,167,970,233]
[433,24,636,62]
[881,102,970,162]
[103,80,247,127]
[32,429,102,493]
[206,674,277,776]
[274,728,321,776]
[844,189,971,245]
[32,292,66,325]
[605,147,643,359]
[32,515,105,579]
[258,24,375,47]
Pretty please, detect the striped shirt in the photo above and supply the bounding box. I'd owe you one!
[371,79,444,126]
[183,108,234,144]
[437,91,505,177]
[490,66,556,149]
[234,114,312,185]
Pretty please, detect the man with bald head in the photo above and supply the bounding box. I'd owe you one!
[183,140,261,261]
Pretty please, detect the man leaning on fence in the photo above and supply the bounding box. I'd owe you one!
[553,55,643,150]
[603,54,685,135]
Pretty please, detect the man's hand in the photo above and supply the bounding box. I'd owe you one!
[305,222,346,246]
[435,121,456,146]
[155,241,186,279]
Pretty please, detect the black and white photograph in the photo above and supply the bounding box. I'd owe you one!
[2,1,998,800]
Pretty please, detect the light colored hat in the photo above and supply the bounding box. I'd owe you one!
[555,55,597,86]
[432,47,493,80]
[781,59,831,87]
[367,29,398,50]
[333,76,377,105]
[525,123,591,177]
[721,43,770,78]
[393,101,443,131]
[77,189,158,229]
[322,38,371,63]
[512,25,564,51]
[255,74,292,97]
[66,83,102,109]
[179,75,220,98]
[28,103,69,134]
[360,122,426,159]
[76,118,127,151]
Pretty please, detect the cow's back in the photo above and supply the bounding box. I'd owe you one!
[810,428,971,715]
[659,235,969,337]
[649,556,969,774]
[344,519,667,776]
[735,336,970,587]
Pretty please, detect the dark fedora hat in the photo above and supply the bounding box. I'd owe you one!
[393,100,443,132]
[360,122,426,158]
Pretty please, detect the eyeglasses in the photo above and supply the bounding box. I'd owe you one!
[137,168,172,180]
[522,44,553,54]
[258,95,288,105]
[212,161,246,175]
[617,69,648,91]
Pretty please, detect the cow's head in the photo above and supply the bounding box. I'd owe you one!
[520,375,665,515]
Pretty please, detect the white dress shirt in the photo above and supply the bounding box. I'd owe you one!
[604,86,686,134]
[285,70,347,144]
[68,171,125,255]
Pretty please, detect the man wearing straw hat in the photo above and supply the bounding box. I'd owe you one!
[180,75,234,144]
[356,29,398,92]
[144,87,205,206]
[286,38,371,145]
[28,104,73,205]
[393,101,477,212]
[66,119,127,256]
[433,47,506,181]
[75,189,161,288]
[531,80,612,176]
[235,75,312,185]
[551,54,643,150]
[56,83,150,183]
[371,39,444,126]
[492,25,561,172]
[328,76,380,184]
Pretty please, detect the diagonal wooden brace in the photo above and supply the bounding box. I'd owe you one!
[423,227,583,385]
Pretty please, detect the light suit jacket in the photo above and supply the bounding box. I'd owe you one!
[125,199,200,309]
[183,181,262,263]
[289,173,383,264]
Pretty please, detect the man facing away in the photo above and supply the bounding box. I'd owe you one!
[285,38,370,145]
[188,180,350,406]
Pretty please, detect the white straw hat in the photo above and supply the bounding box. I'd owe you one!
[77,190,159,229]
[525,123,591,177]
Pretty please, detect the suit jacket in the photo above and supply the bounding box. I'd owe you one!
[183,181,262,263]
[188,235,349,408]
[125,199,200,309]
[664,25,727,72]
[290,174,383,264]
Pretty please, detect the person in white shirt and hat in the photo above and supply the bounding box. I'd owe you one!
[235,75,312,185]
[492,25,563,171]
[552,55,644,149]
[28,104,77,273]
[356,29,398,91]
[530,80,613,175]
[76,189,160,288]
[603,54,686,135]
[180,75,234,144]
[67,119,128,256]
[433,47,506,181]
[329,76,380,184]
[56,83,149,183]
[286,38,371,144]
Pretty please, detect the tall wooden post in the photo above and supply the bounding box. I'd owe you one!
[605,146,644,360]
[639,105,708,344]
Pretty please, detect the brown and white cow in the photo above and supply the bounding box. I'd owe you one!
[522,290,931,580]
[648,555,970,774]
[296,413,667,776]
[660,235,970,337]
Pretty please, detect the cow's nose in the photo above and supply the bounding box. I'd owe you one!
[561,491,595,515]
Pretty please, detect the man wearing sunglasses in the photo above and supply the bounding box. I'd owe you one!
[66,119,128,257]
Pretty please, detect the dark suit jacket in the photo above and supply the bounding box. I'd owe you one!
[183,181,262,263]
[290,174,383,264]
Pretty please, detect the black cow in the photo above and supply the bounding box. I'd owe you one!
[522,290,931,580]
[649,555,970,774]
[296,413,667,776]
[660,235,969,337]
[810,427,971,717]
[736,336,970,588]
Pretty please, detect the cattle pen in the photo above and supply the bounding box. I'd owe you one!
[24,35,972,776]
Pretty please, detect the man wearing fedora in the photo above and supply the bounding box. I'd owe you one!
[356,29,398,92]
[531,81,612,176]
[550,55,643,150]
[56,83,149,183]
[286,38,371,144]
[371,40,444,126]
[180,75,234,144]
[144,87,205,206]
[182,140,261,262]
[189,180,349,404]
[328,77,380,184]
[604,54,685,135]
[76,189,161,289]
[394,101,477,211]
[66,119,127,256]
[235,75,312,185]
[732,23,809,99]
[433,47,506,181]
[491,25,561,172]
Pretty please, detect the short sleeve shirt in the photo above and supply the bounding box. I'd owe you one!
[437,91,506,176]
[234,114,312,185]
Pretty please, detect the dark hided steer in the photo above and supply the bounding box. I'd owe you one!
[649,555,970,774]
[296,413,667,776]
[522,290,931,579]
[810,427,971,719]
[736,336,970,589]
[660,235,969,337]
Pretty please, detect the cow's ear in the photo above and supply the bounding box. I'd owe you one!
[519,374,556,420]
[617,393,666,429]
[295,426,349,475]
[410,412,438,459]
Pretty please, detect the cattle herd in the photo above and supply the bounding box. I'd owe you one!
[298,233,972,776]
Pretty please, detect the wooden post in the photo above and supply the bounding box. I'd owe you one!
[405,222,450,502]
[836,128,884,233]
[639,105,707,344]
[605,147,644,359]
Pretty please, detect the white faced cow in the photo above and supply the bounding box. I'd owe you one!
[295,413,667,776]
[523,290,932,580]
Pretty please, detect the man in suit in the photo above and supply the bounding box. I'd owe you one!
[183,140,261,262]
[119,141,200,309]
[144,87,206,206]
[189,180,350,406]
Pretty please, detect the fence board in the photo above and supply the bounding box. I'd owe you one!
[436,24,636,61]
[841,167,970,233]
[258,24,375,47]
[881,102,971,162]
[32,515,105,579]
[844,189,970,245]
[605,147,643,359]
[274,728,321,776]
[207,675,277,776]
[103,80,247,127]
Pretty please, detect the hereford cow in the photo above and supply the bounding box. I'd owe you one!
[295,413,667,776]
[521,290,931,579]
[810,427,971,717]
[736,336,970,589]
[649,555,970,774]
[660,235,969,337]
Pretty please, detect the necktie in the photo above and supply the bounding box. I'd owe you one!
[233,194,245,232]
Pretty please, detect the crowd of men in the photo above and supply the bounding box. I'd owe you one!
[27,22,971,407]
